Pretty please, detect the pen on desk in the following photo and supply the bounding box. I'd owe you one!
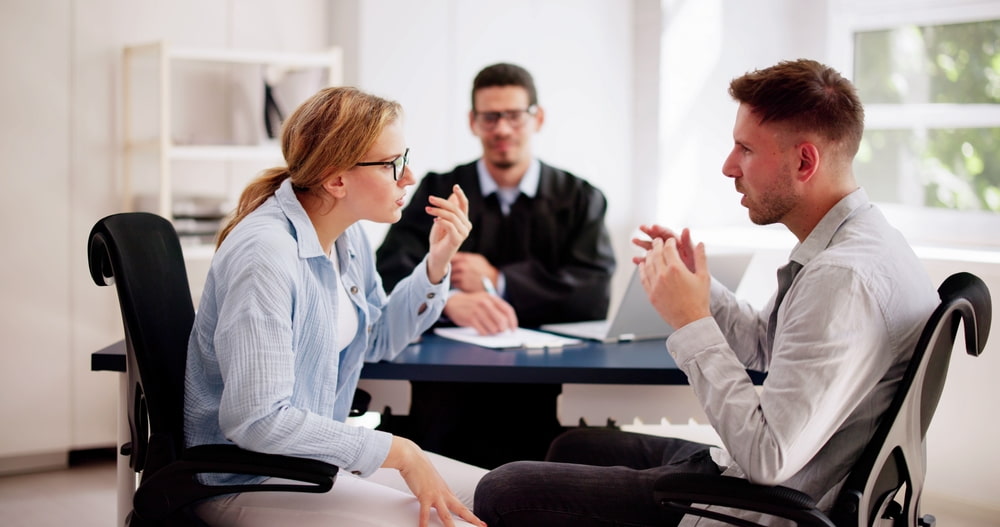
[482,276,499,297]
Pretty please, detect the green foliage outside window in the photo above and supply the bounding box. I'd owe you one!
[853,19,1000,212]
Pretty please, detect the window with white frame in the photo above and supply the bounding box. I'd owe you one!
[830,0,1000,248]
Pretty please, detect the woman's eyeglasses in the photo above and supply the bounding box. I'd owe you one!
[355,147,409,181]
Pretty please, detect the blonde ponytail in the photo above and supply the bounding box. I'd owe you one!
[215,168,289,247]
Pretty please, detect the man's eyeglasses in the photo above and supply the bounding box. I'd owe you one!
[355,147,409,181]
[473,106,537,130]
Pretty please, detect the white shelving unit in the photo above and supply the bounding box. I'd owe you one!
[122,40,343,252]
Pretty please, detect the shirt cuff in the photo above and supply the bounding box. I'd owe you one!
[351,428,394,477]
[665,316,727,367]
[415,258,450,293]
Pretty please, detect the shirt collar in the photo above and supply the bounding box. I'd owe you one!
[790,187,870,266]
[274,177,326,260]
[475,158,541,198]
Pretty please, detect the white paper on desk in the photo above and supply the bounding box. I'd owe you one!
[433,327,583,349]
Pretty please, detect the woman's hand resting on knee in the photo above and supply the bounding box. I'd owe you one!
[383,436,486,527]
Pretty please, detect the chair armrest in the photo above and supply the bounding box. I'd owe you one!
[133,444,339,521]
[654,473,835,527]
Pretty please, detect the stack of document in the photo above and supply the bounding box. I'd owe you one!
[434,327,583,350]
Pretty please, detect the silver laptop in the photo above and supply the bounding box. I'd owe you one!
[540,251,752,343]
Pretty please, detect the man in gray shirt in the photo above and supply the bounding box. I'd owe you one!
[473,59,938,526]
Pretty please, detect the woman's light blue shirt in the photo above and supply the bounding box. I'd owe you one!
[185,178,448,484]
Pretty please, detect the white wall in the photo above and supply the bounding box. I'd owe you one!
[0,0,74,467]
[0,0,332,470]
[656,0,828,230]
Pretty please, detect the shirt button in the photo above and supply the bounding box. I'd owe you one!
[350,286,359,294]
[426,292,436,299]
[351,470,361,475]
[367,325,373,333]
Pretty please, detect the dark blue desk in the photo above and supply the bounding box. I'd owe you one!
[91,334,765,385]
[364,335,696,384]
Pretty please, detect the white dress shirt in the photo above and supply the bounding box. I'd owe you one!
[671,188,938,526]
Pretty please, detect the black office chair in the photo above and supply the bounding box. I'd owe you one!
[89,212,340,527]
[654,271,991,527]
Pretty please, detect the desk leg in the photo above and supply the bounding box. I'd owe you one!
[117,373,133,526]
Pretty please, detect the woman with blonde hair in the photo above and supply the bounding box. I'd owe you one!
[185,86,486,527]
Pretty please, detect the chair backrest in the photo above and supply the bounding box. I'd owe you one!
[88,212,196,478]
[830,272,991,526]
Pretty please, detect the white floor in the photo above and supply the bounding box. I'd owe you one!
[0,455,994,526]
[0,457,116,527]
